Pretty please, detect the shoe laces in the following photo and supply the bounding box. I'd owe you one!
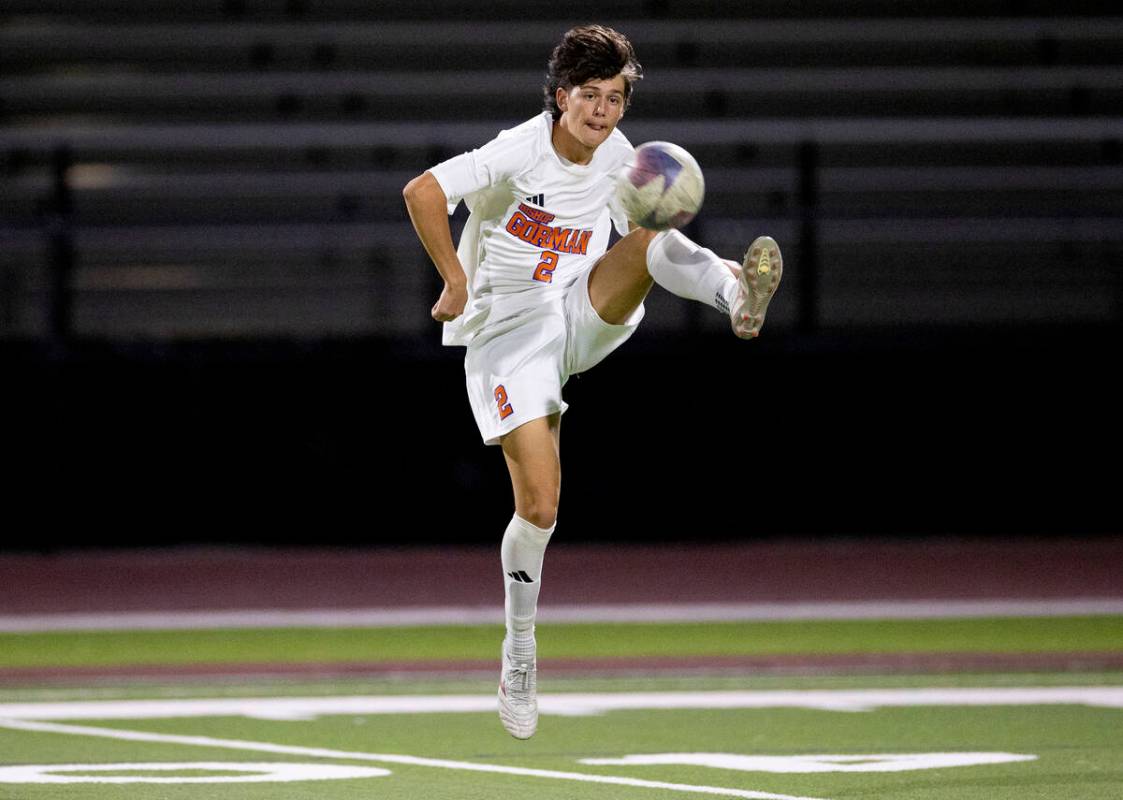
[504,660,534,696]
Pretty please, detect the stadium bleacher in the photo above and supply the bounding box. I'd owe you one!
[1,1,1121,339]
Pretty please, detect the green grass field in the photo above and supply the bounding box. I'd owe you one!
[1,616,1121,799]
[2,616,1121,667]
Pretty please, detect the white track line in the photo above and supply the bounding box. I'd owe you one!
[1,687,1121,721]
[2,599,1122,632]
[0,718,825,800]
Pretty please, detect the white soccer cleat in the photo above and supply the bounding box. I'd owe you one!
[731,235,783,339]
[497,640,538,740]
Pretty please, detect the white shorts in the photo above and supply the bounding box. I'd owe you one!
[464,267,645,445]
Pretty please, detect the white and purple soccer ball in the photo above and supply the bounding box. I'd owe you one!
[616,141,705,231]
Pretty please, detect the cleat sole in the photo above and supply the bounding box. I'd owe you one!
[731,235,783,339]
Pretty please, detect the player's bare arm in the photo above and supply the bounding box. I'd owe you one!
[403,170,468,321]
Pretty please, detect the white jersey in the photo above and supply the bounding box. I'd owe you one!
[429,111,634,346]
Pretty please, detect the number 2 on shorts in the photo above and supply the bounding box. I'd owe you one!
[494,384,514,420]
[533,251,559,283]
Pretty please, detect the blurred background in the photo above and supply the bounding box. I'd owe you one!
[1,0,1119,549]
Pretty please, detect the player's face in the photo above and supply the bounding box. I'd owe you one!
[556,75,627,152]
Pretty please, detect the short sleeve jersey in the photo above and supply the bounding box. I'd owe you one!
[429,112,634,346]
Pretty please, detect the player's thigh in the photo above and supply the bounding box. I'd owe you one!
[564,266,645,377]
[501,413,562,524]
[586,227,658,325]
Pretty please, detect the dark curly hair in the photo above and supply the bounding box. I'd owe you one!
[543,25,643,121]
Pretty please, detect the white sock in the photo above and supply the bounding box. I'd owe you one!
[501,514,554,660]
[646,229,739,315]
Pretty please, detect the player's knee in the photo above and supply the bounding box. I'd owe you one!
[519,494,559,530]
[628,226,659,247]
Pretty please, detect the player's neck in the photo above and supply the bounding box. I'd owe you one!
[550,120,595,165]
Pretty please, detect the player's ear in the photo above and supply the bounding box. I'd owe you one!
[556,86,569,113]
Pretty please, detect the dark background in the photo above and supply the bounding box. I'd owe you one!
[2,1,1120,548]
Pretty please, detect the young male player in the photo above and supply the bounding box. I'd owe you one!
[403,25,782,739]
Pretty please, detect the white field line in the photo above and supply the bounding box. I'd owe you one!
[0,718,826,800]
[0,761,392,784]
[1,687,1122,721]
[2,598,1122,632]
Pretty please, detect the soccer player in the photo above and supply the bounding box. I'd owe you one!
[403,25,782,739]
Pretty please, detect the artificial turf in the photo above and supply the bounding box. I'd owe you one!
[0,616,1120,669]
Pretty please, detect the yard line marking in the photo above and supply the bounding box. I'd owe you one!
[0,718,826,800]
[581,752,1038,773]
[1,686,1121,721]
[3,598,1122,631]
[0,762,392,783]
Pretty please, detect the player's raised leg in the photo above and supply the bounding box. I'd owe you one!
[589,226,782,338]
[646,229,783,338]
[586,226,658,325]
[496,413,560,739]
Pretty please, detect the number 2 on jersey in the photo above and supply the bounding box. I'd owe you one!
[532,251,559,283]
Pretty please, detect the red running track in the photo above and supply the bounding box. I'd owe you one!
[2,538,1120,615]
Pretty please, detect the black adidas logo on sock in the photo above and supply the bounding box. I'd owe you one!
[715,291,730,314]
[507,570,535,583]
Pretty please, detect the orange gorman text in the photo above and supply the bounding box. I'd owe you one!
[505,211,592,257]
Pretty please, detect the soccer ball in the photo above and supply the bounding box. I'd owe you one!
[616,141,705,231]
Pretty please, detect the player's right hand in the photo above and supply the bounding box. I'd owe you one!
[431,281,468,322]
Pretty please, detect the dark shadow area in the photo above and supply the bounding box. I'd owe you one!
[4,322,1118,548]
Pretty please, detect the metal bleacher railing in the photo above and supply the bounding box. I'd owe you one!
[2,5,1121,341]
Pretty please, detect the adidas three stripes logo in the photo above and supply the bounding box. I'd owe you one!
[507,570,535,583]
